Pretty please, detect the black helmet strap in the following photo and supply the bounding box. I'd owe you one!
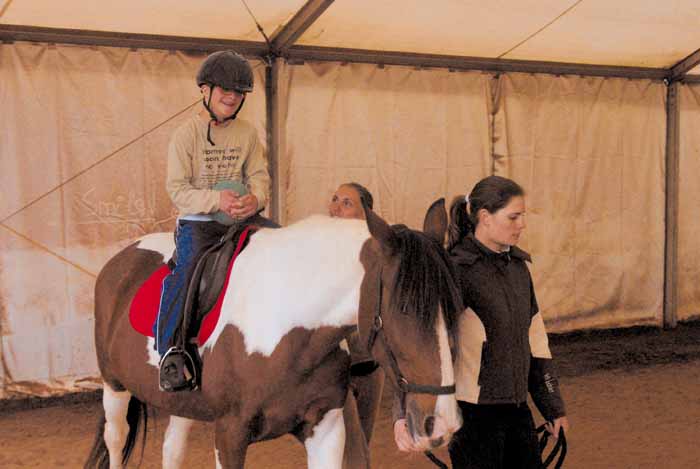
[202,84,247,146]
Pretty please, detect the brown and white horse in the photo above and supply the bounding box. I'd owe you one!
[85,201,463,468]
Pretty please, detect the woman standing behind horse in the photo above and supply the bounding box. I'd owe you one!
[328,183,385,445]
[394,175,570,468]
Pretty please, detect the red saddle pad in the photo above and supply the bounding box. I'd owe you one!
[129,227,251,346]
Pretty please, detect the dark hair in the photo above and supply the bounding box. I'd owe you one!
[344,182,374,210]
[447,176,525,251]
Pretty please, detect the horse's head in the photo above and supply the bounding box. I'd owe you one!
[358,199,463,449]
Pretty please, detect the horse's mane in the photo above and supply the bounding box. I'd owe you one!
[389,225,463,339]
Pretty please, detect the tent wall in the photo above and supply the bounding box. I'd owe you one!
[678,84,700,322]
[0,40,687,397]
[0,42,266,397]
[280,62,492,227]
[493,74,666,332]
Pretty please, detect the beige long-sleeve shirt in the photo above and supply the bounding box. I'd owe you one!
[166,115,270,217]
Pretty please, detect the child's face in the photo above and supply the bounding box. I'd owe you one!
[203,85,245,120]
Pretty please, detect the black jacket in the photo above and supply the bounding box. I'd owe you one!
[450,234,565,421]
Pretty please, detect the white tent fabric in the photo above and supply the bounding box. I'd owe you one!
[3,1,700,68]
[298,0,700,67]
[493,73,666,332]
[0,0,308,41]
[281,62,491,227]
[678,84,700,322]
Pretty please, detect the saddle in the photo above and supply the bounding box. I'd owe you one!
[158,223,254,392]
[177,223,255,347]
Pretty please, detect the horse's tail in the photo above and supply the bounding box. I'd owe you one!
[84,396,148,469]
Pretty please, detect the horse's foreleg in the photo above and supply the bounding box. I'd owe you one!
[162,415,195,468]
[304,407,346,469]
[102,385,132,469]
[342,392,370,469]
[214,417,249,469]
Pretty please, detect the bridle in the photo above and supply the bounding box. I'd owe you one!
[365,268,457,404]
[365,268,456,469]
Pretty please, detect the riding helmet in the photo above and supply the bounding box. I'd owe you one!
[196,50,254,93]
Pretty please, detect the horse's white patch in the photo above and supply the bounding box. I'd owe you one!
[454,307,486,403]
[339,339,350,355]
[529,312,553,359]
[146,338,159,367]
[215,448,222,469]
[204,216,370,356]
[147,332,208,368]
[434,310,461,431]
[163,415,194,469]
[136,232,174,260]
[304,407,345,469]
[102,384,132,468]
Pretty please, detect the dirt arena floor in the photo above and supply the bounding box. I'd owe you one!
[2,322,700,469]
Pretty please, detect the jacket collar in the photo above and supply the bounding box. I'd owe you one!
[450,232,531,265]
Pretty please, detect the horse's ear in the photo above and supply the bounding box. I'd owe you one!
[423,198,447,245]
[364,205,398,257]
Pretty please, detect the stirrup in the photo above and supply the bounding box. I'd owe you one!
[159,346,198,392]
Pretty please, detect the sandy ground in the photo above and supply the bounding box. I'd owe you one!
[2,324,700,468]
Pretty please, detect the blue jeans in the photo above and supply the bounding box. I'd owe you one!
[154,220,228,355]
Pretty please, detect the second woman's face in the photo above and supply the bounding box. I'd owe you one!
[479,195,526,250]
[328,185,365,219]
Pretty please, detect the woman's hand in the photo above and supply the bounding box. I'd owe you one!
[545,416,570,439]
[394,419,424,452]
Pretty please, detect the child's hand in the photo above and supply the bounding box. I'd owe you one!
[219,190,240,213]
[229,194,258,219]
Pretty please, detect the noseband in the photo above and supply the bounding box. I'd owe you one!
[365,269,456,409]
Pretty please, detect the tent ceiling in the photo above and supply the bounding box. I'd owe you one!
[298,0,700,68]
[0,0,307,41]
[2,0,700,73]
[502,0,700,67]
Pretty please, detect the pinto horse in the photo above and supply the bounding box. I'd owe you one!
[85,201,463,468]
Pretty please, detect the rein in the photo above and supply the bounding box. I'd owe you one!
[366,269,455,469]
[536,425,567,468]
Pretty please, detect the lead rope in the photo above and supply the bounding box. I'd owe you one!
[425,450,449,468]
[537,424,567,468]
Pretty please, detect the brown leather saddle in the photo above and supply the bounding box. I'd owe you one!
[172,223,254,345]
